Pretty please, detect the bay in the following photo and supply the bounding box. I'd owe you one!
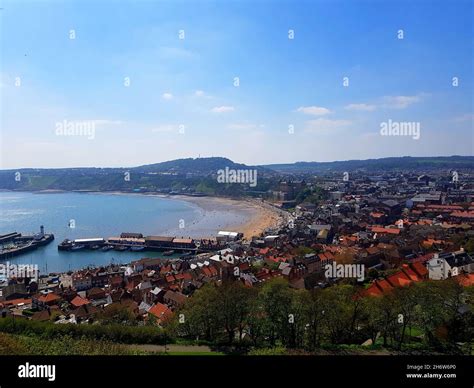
[0,191,245,273]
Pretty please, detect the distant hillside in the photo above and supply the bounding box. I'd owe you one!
[0,157,273,195]
[0,156,473,193]
[134,157,264,174]
[265,156,474,173]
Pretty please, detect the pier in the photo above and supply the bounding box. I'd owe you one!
[0,226,55,260]
[57,232,230,254]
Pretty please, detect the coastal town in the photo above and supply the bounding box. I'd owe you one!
[0,166,473,354]
[1,0,472,384]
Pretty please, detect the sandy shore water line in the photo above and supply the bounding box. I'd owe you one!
[64,191,287,240]
[173,195,288,239]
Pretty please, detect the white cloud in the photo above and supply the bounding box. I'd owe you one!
[304,118,351,133]
[159,46,195,60]
[345,103,376,112]
[193,89,213,99]
[296,106,331,116]
[162,93,173,100]
[382,95,424,109]
[211,106,235,113]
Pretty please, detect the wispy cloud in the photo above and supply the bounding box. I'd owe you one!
[211,106,235,113]
[345,94,426,112]
[193,89,212,99]
[345,103,376,112]
[162,92,173,100]
[296,106,331,116]
[382,94,426,109]
[158,46,195,60]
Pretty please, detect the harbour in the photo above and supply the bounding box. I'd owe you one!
[57,232,232,254]
[0,191,265,273]
[0,226,55,260]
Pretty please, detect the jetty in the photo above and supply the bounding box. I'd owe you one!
[0,226,55,260]
[57,232,233,254]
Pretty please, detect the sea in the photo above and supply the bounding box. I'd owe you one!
[0,191,245,273]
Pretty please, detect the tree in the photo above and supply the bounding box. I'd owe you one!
[214,282,253,344]
[361,296,384,346]
[413,281,447,348]
[177,284,221,342]
[287,289,308,348]
[463,238,474,253]
[302,289,325,350]
[439,279,472,351]
[393,285,418,350]
[246,297,266,347]
[259,278,294,346]
[320,285,362,344]
[99,303,137,325]
[378,292,398,347]
[367,268,379,281]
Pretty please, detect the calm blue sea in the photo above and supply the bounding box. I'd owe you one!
[0,192,205,273]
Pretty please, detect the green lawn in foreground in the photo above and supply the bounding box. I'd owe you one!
[159,351,225,356]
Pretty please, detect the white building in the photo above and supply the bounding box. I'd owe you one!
[426,250,474,280]
[216,231,242,242]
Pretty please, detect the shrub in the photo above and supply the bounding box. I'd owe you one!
[0,317,170,345]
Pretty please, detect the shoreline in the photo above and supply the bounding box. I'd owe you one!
[173,195,288,239]
[94,191,288,240]
[2,189,288,240]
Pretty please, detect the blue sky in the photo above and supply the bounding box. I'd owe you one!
[1,0,473,168]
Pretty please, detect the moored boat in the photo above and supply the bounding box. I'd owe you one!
[58,239,73,251]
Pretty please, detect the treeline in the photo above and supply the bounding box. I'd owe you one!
[168,278,473,354]
[0,279,471,354]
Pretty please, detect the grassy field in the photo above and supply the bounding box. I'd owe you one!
[0,333,225,356]
[123,343,224,355]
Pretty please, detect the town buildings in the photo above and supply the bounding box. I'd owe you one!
[1,168,473,326]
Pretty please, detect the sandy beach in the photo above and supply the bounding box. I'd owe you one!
[75,191,287,240]
[173,195,287,239]
[1,190,288,272]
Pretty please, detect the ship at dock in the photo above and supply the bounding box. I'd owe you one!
[0,226,55,260]
[58,238,105,251]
